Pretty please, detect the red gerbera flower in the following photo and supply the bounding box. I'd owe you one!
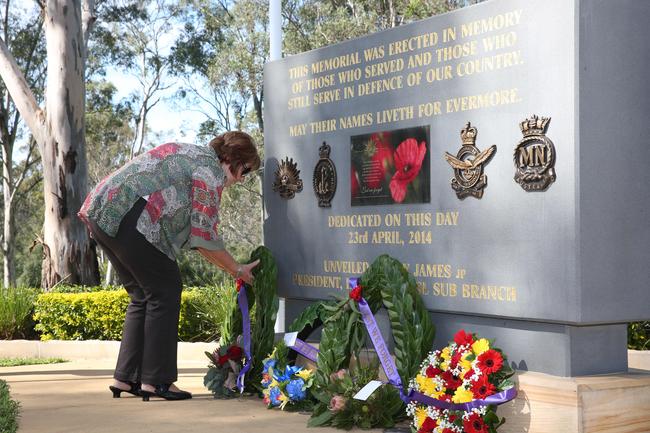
[454,329,474,346]
[463,413,488,433]
[471,375,496,399]
[349,284,363,301]
[450,351,462,369]
[441,370,462,390]
[418,417,438,433]
[441,429,455,433]
[477,349,503,374]
[425,365,442,378]
[389,138,427,203]
[217,354,230,366]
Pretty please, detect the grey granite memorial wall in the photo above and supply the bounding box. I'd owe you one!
[263,0,650,376]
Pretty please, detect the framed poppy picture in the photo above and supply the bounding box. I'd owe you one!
[351,125,430,206]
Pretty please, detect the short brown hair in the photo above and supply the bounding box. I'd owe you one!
[209,131,261,176]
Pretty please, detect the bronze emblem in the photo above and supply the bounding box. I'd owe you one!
[444,122,496,199]
[313,141,337,207]
[273,157,303,199]
[514,115,556,191]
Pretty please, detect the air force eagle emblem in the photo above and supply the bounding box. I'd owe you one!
[444,122,496,199]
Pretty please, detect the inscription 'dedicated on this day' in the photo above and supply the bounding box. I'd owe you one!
[290,210,517,304]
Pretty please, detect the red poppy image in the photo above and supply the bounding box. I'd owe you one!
[389,138,427,203]
[418,417,438,433]
[464,413,489,433]
[477,349,504,375]
[471,375,496,399]
[454,329,474,346]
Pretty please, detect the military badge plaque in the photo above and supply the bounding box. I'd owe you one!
[272,157,303,199]
[313,142,337,207]
[444,122,496,200]
[514,115,557,191]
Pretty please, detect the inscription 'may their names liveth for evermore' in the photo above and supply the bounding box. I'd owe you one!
[286,9,525,138]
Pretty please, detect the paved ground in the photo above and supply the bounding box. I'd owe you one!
[1,360,387,433]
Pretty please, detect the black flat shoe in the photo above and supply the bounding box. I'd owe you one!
[109,381,141,398]
[141,384,192,401]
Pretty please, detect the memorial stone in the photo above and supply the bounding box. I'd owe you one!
[263,0,650,377]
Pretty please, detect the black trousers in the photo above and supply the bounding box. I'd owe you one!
[88,198,182,384]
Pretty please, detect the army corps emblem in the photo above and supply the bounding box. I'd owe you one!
[313,141,337,207]
[514,115,556,191]
[444,122,496,199]
[272,157,303,199]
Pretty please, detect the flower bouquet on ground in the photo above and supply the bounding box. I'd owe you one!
[261,340,315,411]
[204,336,246,398]
[308,359,404,429]
[406,330,516,433]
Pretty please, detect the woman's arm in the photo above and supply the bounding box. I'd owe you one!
[196,248,260,284]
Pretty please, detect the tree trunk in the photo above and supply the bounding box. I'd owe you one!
[2,142,15,287]
[40,0,99,288]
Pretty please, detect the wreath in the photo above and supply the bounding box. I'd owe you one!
[292,254,436,429]
[204,246,279,397]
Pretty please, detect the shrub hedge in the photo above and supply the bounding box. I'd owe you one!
[0,287,39,340]
[32,287,230,342]
[0,379,20,433]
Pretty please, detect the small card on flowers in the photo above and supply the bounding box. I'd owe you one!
[406,329,516,433]
[353,380,383,401]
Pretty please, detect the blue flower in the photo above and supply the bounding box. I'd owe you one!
[269,386,282,407]
[273,365,302,382]
[286,378,306,401]
[263,359,277,373]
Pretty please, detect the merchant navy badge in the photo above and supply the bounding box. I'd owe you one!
[273,157,303,199]
[444,122,496,199]
[313,141,337,207]
[514,115,556,191]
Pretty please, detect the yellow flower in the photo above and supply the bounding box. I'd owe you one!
[269,379,280,389]
[415,406,428,428]
[452,387,474,404]
[460,352,473,372]
[296,369,312,380]
[441,347,451,361]
[472,339,490,356]
[440,361,448,371]
[415,374,445,399]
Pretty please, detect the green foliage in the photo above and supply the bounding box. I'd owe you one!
[308,254,435,429]
[0,358,66,367]
[629,322,650,350]
[32,288,222,342]
[308,361,403,430]
[0,287,39,339]
[0,380,20,433]
[205,247,279,396]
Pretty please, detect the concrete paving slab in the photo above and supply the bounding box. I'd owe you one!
[0,360,385,433]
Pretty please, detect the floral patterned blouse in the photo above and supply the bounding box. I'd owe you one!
[78,142,226,260]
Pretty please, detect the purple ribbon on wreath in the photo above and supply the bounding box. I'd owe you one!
[348,277,517,408]
[284,334,320,363]
[236,280,252,393]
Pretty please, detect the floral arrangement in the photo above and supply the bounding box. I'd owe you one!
[261,341,314,410]
[308,360,404,429]
[406,330,516,433]
[204,336,246,398]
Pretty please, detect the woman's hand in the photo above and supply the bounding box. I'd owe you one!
[237,259,260,284]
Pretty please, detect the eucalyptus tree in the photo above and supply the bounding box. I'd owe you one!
[0,1,46,287]
[0,0,100,288]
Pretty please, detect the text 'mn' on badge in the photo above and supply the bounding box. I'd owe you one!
[514,115,557,191]
[313,141,337,207]
[444,122,496,200]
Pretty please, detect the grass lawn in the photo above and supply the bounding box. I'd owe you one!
[0,357,67,367]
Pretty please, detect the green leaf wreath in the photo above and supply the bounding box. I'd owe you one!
[204,246,279,397]
[304,254,436,429]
